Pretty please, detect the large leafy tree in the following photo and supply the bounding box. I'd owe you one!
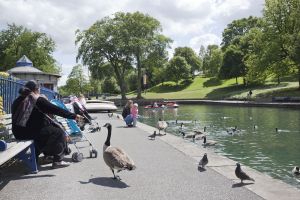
[202,45,219,76]
[0,24,59,73]
[220,17,261,84]
[76,15,132,99]
[165,56,191,85]
[120,12,172,99]
[64,64,90,95]
[221,16,260,50]
[174,47,202,76]
[263,0,300,89]
[219,45,244,84]
[76,12,171,99]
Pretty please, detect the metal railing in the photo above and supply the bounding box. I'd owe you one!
[0,76,57,114]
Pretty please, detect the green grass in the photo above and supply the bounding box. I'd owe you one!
[127,76,300,100]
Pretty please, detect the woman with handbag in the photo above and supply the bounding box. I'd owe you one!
[12,80,82,168]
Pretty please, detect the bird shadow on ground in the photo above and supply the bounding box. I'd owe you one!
[79,177,129,188]
[198,166,206,172]
[232,182,254,188]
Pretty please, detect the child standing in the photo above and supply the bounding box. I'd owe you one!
[131,103,139,127]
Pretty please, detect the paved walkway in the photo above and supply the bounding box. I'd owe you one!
[0,113,296,199]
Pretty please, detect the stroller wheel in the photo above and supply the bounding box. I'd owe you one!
[65,147,72,155]
[72,152,83,162]
[90,149,98,158]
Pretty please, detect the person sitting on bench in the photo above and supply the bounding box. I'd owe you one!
[12,80,82,168]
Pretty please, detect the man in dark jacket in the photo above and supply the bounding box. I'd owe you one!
[12,80,82,168]
[122,100,133,126]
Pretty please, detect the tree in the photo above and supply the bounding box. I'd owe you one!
[120,12,172,99]
[174,47,202,76]
[142,46,169,87]
[0,24,59,73]
[76,15,133,99]
[202,45,219,76]
[101,77,120,94]
[208,48,223,77]
[221,16,261,51]
[64,64,90,95]
[263,0,300,89]
[76,12,171,99]
[220,17,261,85]
[219,45,245,84]
[165,56,191,85]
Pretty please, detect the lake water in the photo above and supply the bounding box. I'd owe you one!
[137,105,300,188]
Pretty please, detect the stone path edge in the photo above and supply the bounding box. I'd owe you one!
[134,119,300,200]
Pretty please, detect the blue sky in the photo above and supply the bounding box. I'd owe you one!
[0,0,264,85]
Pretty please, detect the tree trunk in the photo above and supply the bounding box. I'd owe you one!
[120,80,127,100]
[136,53,142,99]
[277,75,280,85]
[235,77,238,84]
[112,63,127,100]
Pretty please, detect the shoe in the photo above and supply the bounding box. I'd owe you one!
[51,161,70,169]
[39,156,53,165]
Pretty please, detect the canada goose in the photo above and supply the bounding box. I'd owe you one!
[157,118,168,135]
[232,126,238,132]
[102,123,136,180]
[235,163,255,183]
[292,166,300,176]
[202,136,217,146]
[148,131,156,140]
[198,153,208,169]
[193,134,204,141]
[108,113,113,118]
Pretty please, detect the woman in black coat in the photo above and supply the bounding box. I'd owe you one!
[12,80,82,168]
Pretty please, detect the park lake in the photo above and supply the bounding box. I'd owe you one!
[138,104,300,188]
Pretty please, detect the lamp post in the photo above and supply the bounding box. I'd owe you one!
[143,73,147,94]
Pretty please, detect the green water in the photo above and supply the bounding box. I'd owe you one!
[138,105,300,188]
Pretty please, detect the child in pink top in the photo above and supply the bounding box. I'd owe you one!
[131,103,139,127]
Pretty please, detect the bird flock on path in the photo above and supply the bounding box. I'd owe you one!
[100,116,299,186]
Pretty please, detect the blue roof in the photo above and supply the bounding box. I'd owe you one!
[16,55,33,67]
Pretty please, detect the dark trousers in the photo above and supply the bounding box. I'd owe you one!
[35,126,66,162]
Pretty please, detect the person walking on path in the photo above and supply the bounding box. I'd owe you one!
[12,80,82,168]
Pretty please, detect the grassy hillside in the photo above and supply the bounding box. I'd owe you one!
[127,76,299,100]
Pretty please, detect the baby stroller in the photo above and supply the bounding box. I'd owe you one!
[50,99,98,162]
[67,97,101,133]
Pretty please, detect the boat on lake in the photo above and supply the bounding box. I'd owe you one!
[144,101,179,109]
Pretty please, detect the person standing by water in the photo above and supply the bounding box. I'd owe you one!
[12,80,83,168]
[122,100,133,126]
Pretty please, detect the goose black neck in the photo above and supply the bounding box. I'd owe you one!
[105,125,112,146]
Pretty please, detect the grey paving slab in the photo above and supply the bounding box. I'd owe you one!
[1,113,264,200]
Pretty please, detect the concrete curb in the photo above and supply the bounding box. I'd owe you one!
[136,120,300,200]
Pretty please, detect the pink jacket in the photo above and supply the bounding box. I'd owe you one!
[131,107,138,119]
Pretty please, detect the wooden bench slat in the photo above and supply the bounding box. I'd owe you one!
[0,140,33,165]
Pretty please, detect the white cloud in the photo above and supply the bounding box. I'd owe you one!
[190,34,222,51]
[0,0,264,86]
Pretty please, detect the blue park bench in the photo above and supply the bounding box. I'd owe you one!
[0,114,38,173]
